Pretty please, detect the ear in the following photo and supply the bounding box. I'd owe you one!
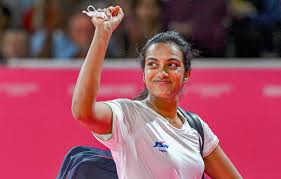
[184,71,191,82]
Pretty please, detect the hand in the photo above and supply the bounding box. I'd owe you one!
[91,6,124,35]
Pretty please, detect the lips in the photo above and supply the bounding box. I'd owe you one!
[154,80,171,84]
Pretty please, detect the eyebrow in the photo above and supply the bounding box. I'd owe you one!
[146,57,181,62]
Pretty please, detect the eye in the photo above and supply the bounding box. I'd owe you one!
[147,62,158,69]
[168,63,179,69]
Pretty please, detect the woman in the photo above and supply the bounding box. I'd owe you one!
[72,6,242,179]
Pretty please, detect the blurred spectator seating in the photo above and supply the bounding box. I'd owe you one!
[67,12,95,58]
[163,0,228,57]
[121,0,165,57]
[1,0,281,59]
[229,0,281,57]
[0,2,11,32]
[30,0,117,59]
[29,0,86,59]
[0,29,29,61]
[0,3,12,64]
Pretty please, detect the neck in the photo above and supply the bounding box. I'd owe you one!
[144,94,179,119]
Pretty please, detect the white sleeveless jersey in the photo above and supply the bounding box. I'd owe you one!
[93,98,219,179]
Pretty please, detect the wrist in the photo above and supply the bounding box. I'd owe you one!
[94,27,112,41]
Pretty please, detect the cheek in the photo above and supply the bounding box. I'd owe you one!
[171,70,185,82]
[144,69,154,81]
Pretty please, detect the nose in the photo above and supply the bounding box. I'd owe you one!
[158,67,169,79]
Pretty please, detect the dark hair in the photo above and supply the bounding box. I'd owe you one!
[134,31,193,100]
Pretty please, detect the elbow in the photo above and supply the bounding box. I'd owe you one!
[71,100,93,121]
[71,101,82,120]
[71,102,100,132]
[71,101,111,134]
[71,103,81,120]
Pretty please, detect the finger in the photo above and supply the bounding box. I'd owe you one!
[107,6,114,11]
[116,7,124,18]
[111,6,121,16]
[111,7,124,24]
[104,8,111,17]
[91,16,104,24]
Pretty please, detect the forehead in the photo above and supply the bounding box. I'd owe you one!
[145,42,183,61]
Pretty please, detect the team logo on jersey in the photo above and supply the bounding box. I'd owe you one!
[153,141,169,152]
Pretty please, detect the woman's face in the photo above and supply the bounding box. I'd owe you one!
[144,42,188,99]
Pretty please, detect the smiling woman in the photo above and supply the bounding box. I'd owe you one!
[71,5,242,179]
[134,31,191,102]
[145,43,186,97]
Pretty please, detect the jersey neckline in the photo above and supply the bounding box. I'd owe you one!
[135,100,188,131]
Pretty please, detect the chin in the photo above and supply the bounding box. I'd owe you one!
[148,86,180,99]
[152,91,176,99]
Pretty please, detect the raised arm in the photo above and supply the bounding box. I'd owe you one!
[72,6,124,134]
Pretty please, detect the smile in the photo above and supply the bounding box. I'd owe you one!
[154,81,171,84]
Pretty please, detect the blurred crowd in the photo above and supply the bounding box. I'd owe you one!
[0,0,281,64]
